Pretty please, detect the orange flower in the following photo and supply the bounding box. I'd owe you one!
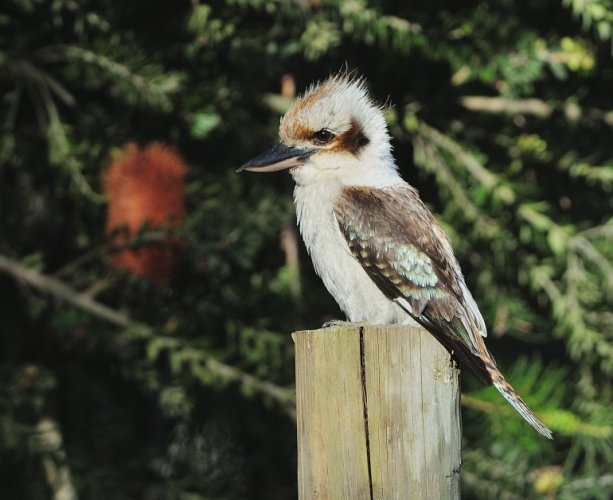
[103,143,188,283]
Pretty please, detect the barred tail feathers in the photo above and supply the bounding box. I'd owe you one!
[483,359,553,439]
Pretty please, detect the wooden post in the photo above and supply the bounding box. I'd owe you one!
[293,324,461,500]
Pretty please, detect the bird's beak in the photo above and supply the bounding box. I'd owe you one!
[237,143,317,173]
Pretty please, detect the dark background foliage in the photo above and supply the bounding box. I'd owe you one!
[1,0,612,498]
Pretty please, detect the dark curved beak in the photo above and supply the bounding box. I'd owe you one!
[237,143,317,173]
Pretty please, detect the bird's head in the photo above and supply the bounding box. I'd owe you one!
[238,74,399,187]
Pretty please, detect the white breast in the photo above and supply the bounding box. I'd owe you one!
[293,183,417,326]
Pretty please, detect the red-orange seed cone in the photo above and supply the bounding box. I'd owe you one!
[103,143,188,283]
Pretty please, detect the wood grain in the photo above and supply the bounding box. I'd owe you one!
[293,324,461,499]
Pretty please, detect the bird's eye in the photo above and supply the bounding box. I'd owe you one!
[311,129,335,145]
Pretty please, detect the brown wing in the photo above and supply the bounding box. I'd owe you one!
[334,184,492,384]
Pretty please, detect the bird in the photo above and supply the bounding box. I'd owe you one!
[237,73,553,439]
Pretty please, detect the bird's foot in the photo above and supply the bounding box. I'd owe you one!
[321,320,372,329]
[322,319,344,328]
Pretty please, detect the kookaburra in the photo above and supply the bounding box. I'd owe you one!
[238,74,552,438]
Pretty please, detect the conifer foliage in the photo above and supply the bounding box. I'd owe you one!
[0,0,612,498]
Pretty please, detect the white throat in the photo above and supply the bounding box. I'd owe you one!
[291,152,402,188]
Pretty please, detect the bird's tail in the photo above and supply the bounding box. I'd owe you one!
[482,357,553,439]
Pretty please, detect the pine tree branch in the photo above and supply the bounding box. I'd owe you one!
[411,135,482,220]
[461,95,552,118]
[561,474,613,494]
[460,95,613,126]
[415,118,501,191]
[0,253,296,420]
[0,254,133,327]
[37,45,181,112]
[33,418,78,500]
[52,231,177,278]
[573,236,613,291]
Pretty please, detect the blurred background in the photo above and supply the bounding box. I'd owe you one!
[1,0,612,498]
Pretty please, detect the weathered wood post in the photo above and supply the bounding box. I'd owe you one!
[293,324,461,499]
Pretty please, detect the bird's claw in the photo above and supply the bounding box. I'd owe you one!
[322,319,344,328]
[321,320,372,329]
